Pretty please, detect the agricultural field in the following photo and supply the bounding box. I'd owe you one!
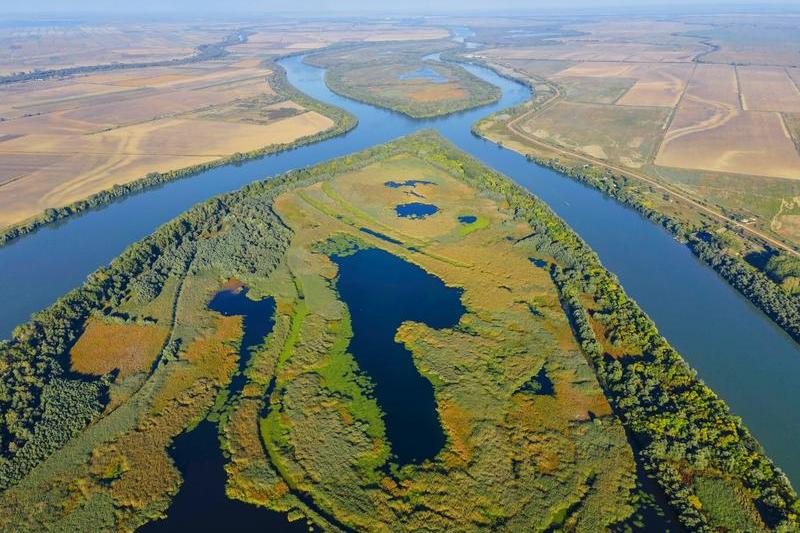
[467,14,800,246]
[0,21,234,75]
[0,19,446,232]
[0,58,332,229]
[0,132,796,532]
[305,40,500,118]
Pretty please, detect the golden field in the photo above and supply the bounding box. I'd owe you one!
[469,14,800,243]
[0,20,445,230]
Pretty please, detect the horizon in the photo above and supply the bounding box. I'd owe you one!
[3,0,799,17]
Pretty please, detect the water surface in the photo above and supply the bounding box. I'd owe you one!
[395,202,439,219]
[332,247,465,464]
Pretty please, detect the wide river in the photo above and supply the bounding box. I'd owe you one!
[0,53,799,486]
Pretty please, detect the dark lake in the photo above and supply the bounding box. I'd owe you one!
[137,288,306,532]
[458,215,477,224]
[332,247,465,464]
[395,202,439,219]
[384,179,435,188]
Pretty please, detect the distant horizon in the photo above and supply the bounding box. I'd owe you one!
[2,0,799,18]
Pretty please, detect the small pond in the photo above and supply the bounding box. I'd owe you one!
[395,202,439,219]
[398,67,448,83]
[384,179,435,188]
[458,215,477,224]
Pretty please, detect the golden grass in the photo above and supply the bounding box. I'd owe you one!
[405,83,467,103]
[70,318,168,379]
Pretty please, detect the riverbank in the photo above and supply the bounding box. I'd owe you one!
[467,56,800,349]
[0,59,357,248]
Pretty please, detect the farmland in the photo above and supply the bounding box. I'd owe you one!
[0,131,796,532]
[469,15,800,247]
[0,19,447,234]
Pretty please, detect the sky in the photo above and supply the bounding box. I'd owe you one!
[3,0,794,15]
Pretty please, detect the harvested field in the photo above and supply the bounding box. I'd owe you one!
[738,67,800,113]
[0,111,333,228]
[684,64,740,108]
[70,318,169,379]
[0,50,340,230]
[656,108,800,179]
[551,62,637,79]
[615,64,692,107]
[557,76,635,104]
[518,100,669,167]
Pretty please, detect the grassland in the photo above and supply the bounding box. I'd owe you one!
[305,40,500,118]
[0,131,796,532]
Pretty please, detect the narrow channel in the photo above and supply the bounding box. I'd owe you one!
[137,288,307,532]
[0,50,798,488]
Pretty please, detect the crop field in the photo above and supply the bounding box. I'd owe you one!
[0,22,231,75]
[517,100,670,166]
[656,104,800,179]
[469,14,800,245]
[0,56,337,229]
[738,66,800,113]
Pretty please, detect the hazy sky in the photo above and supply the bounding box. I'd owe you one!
[3,0,793,15]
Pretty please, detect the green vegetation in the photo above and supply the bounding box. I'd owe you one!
[0,131,796,532]
[305,41,500,118]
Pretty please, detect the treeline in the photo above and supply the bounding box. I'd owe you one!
[400,130,798,531]
[0,148,340,488]
[0,61,357,248]
[690,237,800,344]
[529,154,800,347]
[0,30,248,85]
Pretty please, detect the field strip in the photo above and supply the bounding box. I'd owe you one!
[734,65,746,110]
[499,69,799,255]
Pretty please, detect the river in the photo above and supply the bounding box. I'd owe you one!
[0,51,798,488]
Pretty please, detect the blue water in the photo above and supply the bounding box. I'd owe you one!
[398,67,448,83]
[139,288,305,532]
[458,215,477,224]
[0,53,798,487]
[384,179,435,188]
[395,202,439,219]
[332,248,465,464]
